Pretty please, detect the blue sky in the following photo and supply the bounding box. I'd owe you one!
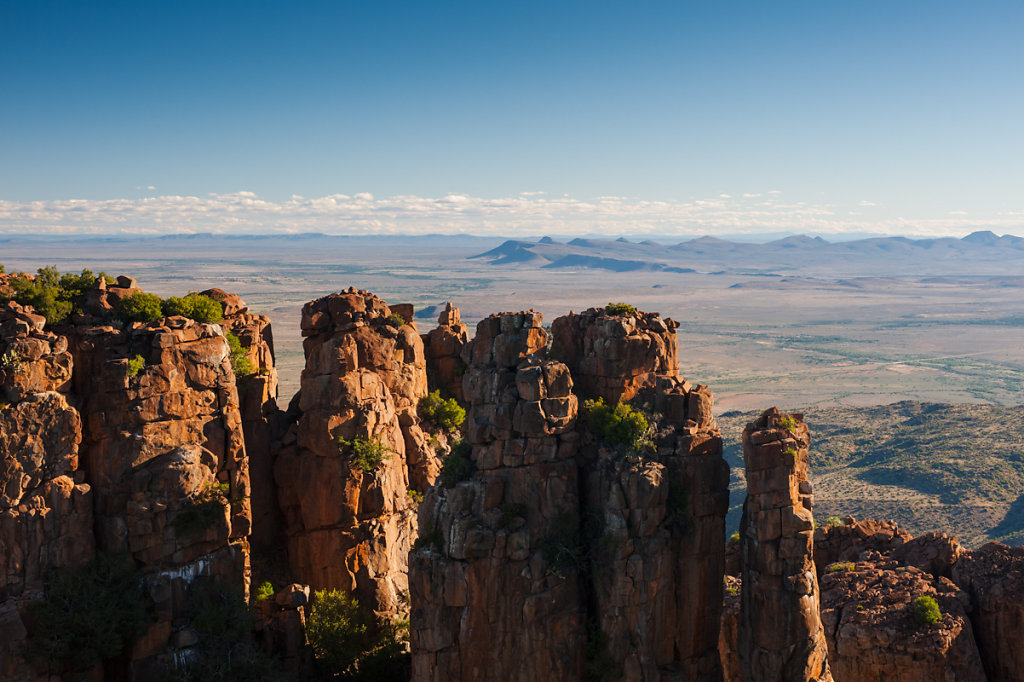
[1,1,1022,236]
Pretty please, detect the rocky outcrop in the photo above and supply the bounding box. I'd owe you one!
[951,542,1024,681]
[411,306,731,681]
[0,303,92,682]
[813,518,911,576]
[820,559,986,681]
[550,305,679,403]
[892,532,964,579]
[739,408,832,682]
[206,288,285,554]
[422,302,469,403]
[410,310,584,681]
[274,289,437,622]
[64,312,252,670]
[720,576,742,682]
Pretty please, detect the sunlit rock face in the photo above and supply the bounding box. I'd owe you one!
[274,289,439,622]
[411,306,730,682]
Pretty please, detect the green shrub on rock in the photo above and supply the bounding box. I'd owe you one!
[115,291,164,323]
[418,390,466,433]
[583,397,652,452]
[912,595,942,625]
[162,292,223,323]
[24,553,153,673]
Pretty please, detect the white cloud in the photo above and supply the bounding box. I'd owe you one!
[858,200,877,207]
[0,191,1019,238]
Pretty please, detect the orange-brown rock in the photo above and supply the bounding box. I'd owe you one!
[820,558,986,681]
[739,408,832,682]
[422,302,469,402]
[412,306,731,681]
[61,312,252,673]
[0,304,93,682]
[0,301,73,401]
[255,583,316,677]
[720,576,742,682]
[891,531,964,579]
[813,518,911,577]
[211,289,286,554]
[410,310,585,681]
[274,289,437,622]
[550,305,679,403]
[951,542,1024,681]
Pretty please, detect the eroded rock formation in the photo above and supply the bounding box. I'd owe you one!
[411,306,730,681]
[813,518,911,576]
[422,302,469,402]
[0,302,92,682]
[274,289,438,622]
[739,408,832,682]
[820,558,986,681]
[952,543,1024,681]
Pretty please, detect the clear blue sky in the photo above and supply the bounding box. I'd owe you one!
[1,1,1022,236]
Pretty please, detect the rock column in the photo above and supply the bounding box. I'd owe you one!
[738,408,832,682]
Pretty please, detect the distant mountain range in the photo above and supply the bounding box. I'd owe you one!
[469,231,1024,277]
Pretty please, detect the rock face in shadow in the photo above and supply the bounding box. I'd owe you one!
[952,543,1024,681]
[273,289,438,622]
[820,558,986,682]
[206,288,285,555]
[739,408,832,682]
[411,306,730,682]
[410,310,584,682]
[422,302,469,403]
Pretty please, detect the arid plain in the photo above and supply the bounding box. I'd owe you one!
[4,231,1023,545]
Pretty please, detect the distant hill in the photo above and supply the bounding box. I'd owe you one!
[718,401,1024,547]
[469,231,1024,278]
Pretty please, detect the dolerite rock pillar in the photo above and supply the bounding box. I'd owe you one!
[409,311,584,682]
[553,306,730,680]
[274,289,438,621]
[739,408,832,682]
[421,302,469,403]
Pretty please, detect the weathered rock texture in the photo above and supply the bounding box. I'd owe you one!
[739,408,832,682]
[205,288,284,554]
[720,576,742,682]
[550,305,679,403]
[64,311,252,670]
[0,303,92,682]
[952,542,1024,681]
[274,289,437,621]
[813,518,911,577]
[422,302,469,402]
[411,306,730,681]
[410,310,585,682]
[820,559,986,681]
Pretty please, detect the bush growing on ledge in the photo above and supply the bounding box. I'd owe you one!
[912,595,942,625]
[224,330,255,377]
[604,302,637,317]
[126,353,146,378]
[338,435,391,473]
[439,439,474,488]
[583,397,653,453]
[306,589,409,681]
[115,291,164,323]
[824,516,843,528]
[384,312,406,328]
[825,562,855,573]
[418,389,466,433]
[171,482,229,537]
[24,553,153,673]
[778,414,799,432]
[162,292,223,323]
[254,581,275,603]
[1,348,25,374]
